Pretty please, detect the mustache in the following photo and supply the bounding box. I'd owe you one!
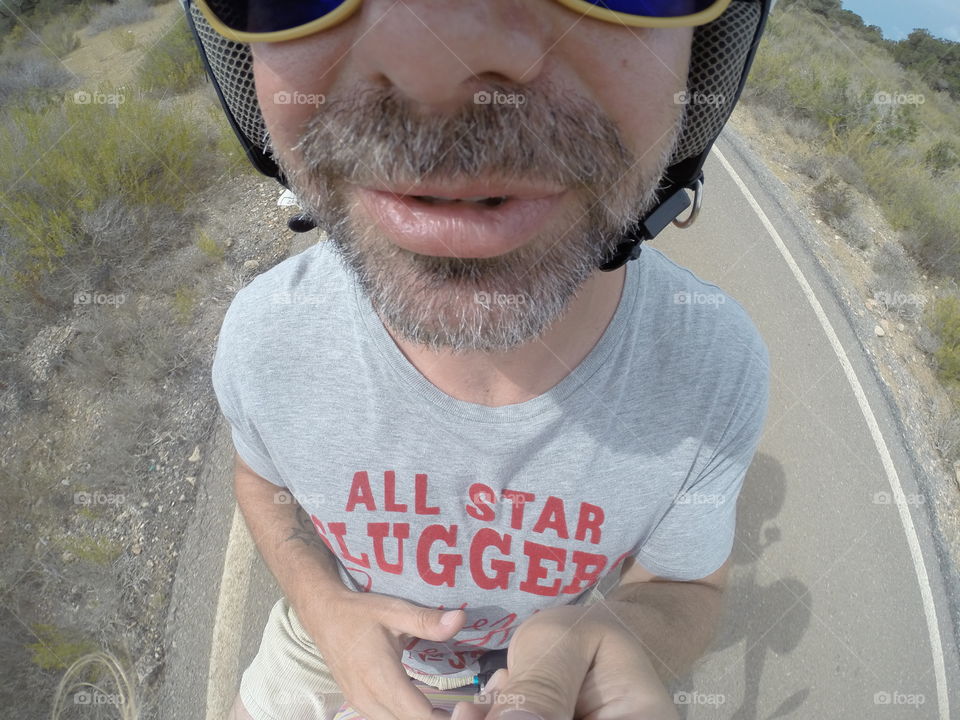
[280,81,638,193]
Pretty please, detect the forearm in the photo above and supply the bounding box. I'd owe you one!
[586,581,724,685]
[233,460,351,616]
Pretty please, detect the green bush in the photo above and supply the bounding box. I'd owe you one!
[37,10,81,56]
[812,174,853,224]
[925,140,960,177]
[135,14,204,95]
[0,52,76,108]
[27,623,98,671]
[744,4,960,281]
[110,27,137,52]
[0,88,218,291]
[197,229,225,262]
[926,296,960,384]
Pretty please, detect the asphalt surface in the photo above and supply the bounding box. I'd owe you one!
[159,128,960,720]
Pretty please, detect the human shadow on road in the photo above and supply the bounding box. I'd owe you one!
[669,451,812,720]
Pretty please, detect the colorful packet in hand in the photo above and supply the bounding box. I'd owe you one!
[332,680,478,719]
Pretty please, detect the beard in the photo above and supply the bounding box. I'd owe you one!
[267,80,683,355]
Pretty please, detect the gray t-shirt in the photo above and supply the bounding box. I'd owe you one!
[211,239,770,680]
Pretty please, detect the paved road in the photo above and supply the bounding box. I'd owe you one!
[159,128,960,720]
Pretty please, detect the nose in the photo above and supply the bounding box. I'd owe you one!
[348,0,553,111]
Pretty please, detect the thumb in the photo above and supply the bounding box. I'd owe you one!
[485,628,590,720]
[383,601,466,642]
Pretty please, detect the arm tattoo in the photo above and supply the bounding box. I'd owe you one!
[285,503,328,552]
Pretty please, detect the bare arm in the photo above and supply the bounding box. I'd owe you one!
[231,451,466,720]
[232,452,351,616]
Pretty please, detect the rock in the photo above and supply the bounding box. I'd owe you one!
[898,323,905,332]
[186,476,196,487]
[880,318,890,331]
[224,237,234,249]
[874,325,886,337]
[188,446,201,463]
[242,259,260,271]
[131,543,142,556]
[62,551,75,563]
[135,655,162,684]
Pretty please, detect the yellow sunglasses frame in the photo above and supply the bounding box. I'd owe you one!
[194,0,733,44]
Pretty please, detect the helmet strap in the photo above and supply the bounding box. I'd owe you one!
[598,178,700,271]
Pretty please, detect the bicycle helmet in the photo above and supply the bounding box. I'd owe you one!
[180,0,771,271]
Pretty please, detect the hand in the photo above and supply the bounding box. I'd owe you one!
[299,590,466,720]
[449,605,679,720]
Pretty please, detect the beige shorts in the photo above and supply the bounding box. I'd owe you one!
[239,587,608,720]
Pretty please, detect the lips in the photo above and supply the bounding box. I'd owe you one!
[352,181,569,258]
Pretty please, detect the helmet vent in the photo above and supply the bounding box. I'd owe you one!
[189,3,271,151]
[671,1,763,165]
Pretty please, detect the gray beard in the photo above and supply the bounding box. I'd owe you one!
[269,81,683,354]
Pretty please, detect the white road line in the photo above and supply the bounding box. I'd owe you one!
[713,145,950,719]
[206,506,256,720]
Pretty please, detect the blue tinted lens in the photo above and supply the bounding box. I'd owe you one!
[205,1,350,33]
[205,0,719,34]
[580,0,715,17]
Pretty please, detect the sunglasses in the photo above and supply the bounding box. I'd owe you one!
[194,0,733,43]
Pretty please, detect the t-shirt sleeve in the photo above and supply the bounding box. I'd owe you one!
[211,292,285,487]
[633,340,770,581]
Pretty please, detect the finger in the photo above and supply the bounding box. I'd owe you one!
[476,669,509,704]
[488,625,592,720]
[450,700,488,720]
[351,656,436,720]
[376,598,466,642]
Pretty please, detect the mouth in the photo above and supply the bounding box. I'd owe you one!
[351,181,570,259]
[407,195,510,207]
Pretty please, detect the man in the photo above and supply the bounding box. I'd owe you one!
[194,1,771,718]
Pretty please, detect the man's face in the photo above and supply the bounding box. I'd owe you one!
[250,1,693,354]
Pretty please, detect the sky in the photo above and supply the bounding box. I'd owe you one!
[840,0,960,43]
